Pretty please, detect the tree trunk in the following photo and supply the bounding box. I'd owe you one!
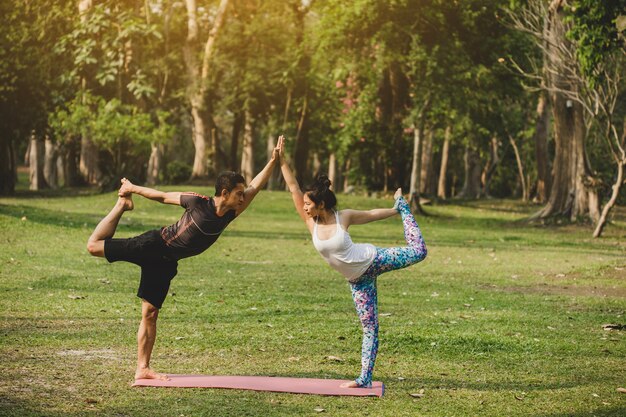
[509,134,528,201]
[146,143,163,186]
[210,122,220,175]
[535,1,593,221]
[44,135,59,189]
[459,145,482,199]
[312,152,321,176]
[409,98,430,213]
[409,123,424,213]
[240,110,254,183]
[184,0,229,180]
[437,125,451,200]
[0,134,16,195]
[63,135,82,187]
[343,158,351,192]
[266,131,279,190]
[230,112,243,171]
[420,128,434,195]
[29,133,47,190]
[189,98,209,179]
[79,134,101,185]
[293,95,309,184]
[328,153,337,191]
[56,148,65,187]
[533,92,551,203]
[593,160,625,237]
[481,136,500,198]
[534,97,591,220]
[77,0,100,185]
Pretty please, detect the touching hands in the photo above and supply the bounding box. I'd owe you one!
[118,178,134,197]
[274,135,285,161]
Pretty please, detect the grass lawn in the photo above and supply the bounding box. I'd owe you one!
[1,181,625,416]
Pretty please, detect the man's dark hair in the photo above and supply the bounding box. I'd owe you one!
[215,171,245,196]
[305,174,337,211]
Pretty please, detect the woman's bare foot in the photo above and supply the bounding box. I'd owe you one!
[118,195,134,212]
[393,188,402,200]
[135,367,169,381]
[340,381,360,388]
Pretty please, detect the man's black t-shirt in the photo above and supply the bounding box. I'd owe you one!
[160,193,236,260]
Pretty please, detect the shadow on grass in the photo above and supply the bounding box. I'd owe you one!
[0,395,69,417]
[539,407,626,417]
[0,203,403,244]
[1,202,620,253]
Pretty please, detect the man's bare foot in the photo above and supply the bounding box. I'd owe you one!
[118,196,134,212]
[135,367,169,381]
[340,381,360,388]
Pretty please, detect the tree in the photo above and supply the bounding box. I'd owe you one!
[0,0,73,194]
[508,0,626,235]
[183,0,229,180]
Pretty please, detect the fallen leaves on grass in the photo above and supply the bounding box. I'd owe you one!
[602,324,626,331]
[617,387,626,394]
[409,389,425,398]
[514,392,527,401]
[313,407,326,413]
[325,355,343,362]
[68,295,86,300]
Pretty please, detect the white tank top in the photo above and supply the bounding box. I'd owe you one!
[312,211,377,281]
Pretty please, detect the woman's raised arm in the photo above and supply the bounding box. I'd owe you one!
[278,136,312,228]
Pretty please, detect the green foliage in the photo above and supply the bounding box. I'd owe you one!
[49,92,176,182]
[566,0,626,85]
[165,160,193,184]
[1,0,623,202]
[54,1,161,100]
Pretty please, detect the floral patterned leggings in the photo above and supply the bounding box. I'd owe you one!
[350,196,427,387]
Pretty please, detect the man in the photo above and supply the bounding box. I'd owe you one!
[86,137,283,380]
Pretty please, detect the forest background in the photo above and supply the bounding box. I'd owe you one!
[1,0,625,237]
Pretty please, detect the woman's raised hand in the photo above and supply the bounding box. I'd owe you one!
[274,135,285,160]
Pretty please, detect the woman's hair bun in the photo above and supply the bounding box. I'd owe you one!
[315,174,332,189]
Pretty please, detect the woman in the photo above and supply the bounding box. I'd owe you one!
[277,136,428,388]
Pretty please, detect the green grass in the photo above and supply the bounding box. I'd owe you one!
[1,184,625,416]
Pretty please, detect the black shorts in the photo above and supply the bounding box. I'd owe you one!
[104,229,178,309]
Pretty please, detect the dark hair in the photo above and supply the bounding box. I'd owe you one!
[215,171,245,196]
[305,174,337,211]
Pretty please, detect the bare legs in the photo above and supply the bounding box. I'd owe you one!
[135,299,169,380]
[87,195,167,380]
[86,196,134,257]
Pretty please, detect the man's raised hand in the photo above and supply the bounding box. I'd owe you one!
[275,135,285,160]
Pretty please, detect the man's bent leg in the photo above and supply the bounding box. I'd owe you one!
[135,299,169,380]
[87,196,134,257]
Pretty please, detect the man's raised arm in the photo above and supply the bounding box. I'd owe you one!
[119,178,182,206]
[237,136,283,215]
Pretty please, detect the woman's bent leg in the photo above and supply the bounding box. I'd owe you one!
[350,276,379,388]
[367,197,427,275]
[396,196,427,257]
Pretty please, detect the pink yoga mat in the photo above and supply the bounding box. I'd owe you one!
[133,375,384,397]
